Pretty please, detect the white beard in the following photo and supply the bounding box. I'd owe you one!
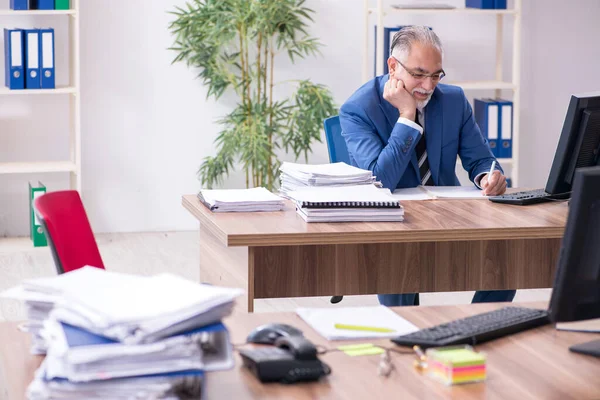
[412,89,433,110]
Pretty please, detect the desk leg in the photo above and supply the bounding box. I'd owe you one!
[199,225,254,312]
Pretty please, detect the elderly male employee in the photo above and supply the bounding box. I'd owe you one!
[339,26,513,307]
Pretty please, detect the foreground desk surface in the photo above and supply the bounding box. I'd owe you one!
[183,196,567,311]
[2,303,600,400]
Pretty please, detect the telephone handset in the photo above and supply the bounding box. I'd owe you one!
[239,336,331,383]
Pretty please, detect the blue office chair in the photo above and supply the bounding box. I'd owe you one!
[323,116,349,304]
[323,116,351,164]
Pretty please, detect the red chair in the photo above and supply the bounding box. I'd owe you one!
[34,190,105,274]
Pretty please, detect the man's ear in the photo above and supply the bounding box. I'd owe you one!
[386,57,396,75]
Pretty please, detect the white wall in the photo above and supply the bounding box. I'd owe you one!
[1,0,599,236]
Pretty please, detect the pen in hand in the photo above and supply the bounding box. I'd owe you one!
[485,161,496,196]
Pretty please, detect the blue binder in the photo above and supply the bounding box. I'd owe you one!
[30,0,53,9]
[374,25,433,76]
[465,0,495,9]
[24,29,41,89]
[374,26,404,76]
[4,29,25,90]
[61,321,234,372]
[496,98,513,158]
[494,0,507,9]
[474,98,499,157]
[39,28,55,89]
[10,0,28,10]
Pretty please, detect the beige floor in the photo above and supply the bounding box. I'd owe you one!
[0,231,551,321]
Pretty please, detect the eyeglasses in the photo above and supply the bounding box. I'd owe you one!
[393,56,445,82]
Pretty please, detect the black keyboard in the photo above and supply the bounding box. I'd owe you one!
[489,188,570,205]
[392,306,549,349]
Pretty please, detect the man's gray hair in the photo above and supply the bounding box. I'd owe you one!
[390,26,443,62]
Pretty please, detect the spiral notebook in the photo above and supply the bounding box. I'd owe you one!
[287,185,404,222]
[288,185,401,209]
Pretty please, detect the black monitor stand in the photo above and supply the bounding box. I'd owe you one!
[570,339,600,358]
[557,318,600,358]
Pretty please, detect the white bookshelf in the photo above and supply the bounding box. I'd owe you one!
[0,0,81,191]
[0,161,77,174]
[0,9,75,15]
[0,85,76,95]
[363,0,522,186]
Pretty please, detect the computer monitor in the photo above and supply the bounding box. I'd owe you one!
[545,92,600,195]
[548,166,600,357]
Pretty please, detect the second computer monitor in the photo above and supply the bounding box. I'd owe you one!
[545,92,600,195]
[548,166,600,323]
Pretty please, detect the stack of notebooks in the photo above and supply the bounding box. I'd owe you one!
[278,162,377,196]
[1,267,243,399]
[287,184,404,222]
[197,187,284,212]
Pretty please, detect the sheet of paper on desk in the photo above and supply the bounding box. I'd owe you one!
[296,306,419,340]
[391,187,434,200]
[423,186,486,199]
[392,186,486,200]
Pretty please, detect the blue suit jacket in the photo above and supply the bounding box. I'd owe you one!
[339,75,502,190]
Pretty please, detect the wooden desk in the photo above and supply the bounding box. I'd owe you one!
[183,196,567,312]
[3,303,600,400]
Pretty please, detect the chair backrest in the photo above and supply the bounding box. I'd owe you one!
[323,116,351,164]
[34,190,105,274]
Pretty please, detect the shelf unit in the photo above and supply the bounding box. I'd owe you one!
[364,0,522,186]
[0,1,81,191]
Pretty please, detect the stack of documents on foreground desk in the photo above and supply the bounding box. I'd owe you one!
[279,162,377,196]
[2,267,243,399]
[287,184,404,222]
[198,187,284,212]
[0,285,58,354]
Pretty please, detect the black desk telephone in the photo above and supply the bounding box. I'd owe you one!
[239,336,331,383]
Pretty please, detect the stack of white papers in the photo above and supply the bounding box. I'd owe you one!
[28,360,204,400]
[0,285,59,354]
[279,162,376,196]
[296,306,419,340]
[2,267,243,399]
[197,187,284,212]
[288,184,404,222]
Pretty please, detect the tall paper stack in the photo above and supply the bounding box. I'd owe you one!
[278,162,377,197]
[1,267,243,399]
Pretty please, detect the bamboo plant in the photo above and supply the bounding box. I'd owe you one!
[169,0,337,190]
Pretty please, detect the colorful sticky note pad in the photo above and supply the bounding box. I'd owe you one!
[426,346,487,385]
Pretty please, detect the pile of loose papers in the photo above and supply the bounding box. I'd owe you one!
[1,267,243,399]
[197,187,284,212]
[278,162,376,196]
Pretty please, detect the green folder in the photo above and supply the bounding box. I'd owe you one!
[29,182,48,247]
[55,0,69,10]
